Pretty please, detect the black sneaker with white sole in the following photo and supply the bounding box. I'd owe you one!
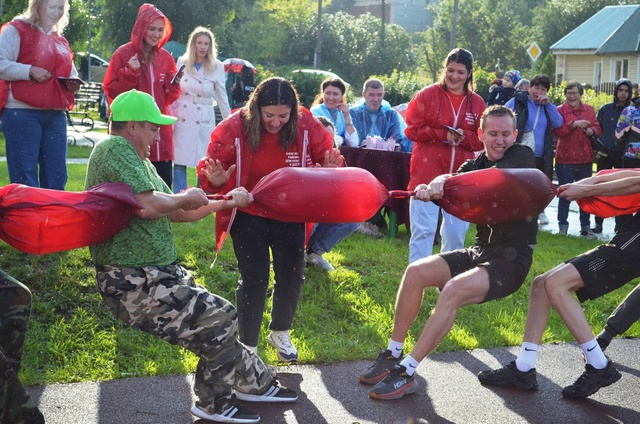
[477,360,539,390]
[235,378,298,403]
[191,403,260,423]
[562,361,622,398]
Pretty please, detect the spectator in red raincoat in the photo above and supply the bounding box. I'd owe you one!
[404,48,485,264]
[103,3,181,188]
[198,77,341,363]
[553,81,602,238]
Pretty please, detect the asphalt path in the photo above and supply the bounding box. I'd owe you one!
[27,339,639,423]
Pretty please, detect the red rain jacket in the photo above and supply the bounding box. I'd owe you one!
[103,3,180,162]
[404,84,485,190]
[198,108,334,251]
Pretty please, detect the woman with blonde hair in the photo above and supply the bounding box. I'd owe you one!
[172,26,231,193]
[0,0,80,190]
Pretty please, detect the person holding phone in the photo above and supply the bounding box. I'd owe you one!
[171,26,231,194]
[0,0,80,190]
[103,3,181,188]
[404,48,486,263]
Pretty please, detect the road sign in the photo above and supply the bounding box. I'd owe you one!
[527,42,542,62]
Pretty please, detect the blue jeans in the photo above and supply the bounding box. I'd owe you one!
[173,165,200,193]
[2,108,67,189]
[173,164,188,193]
[307,223,359,255]
[409,198,469,264]
[555,162,593,230]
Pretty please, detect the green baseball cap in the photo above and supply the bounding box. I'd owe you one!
[110,89,177,125]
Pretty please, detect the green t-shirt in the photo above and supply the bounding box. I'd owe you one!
[85,135,177,267]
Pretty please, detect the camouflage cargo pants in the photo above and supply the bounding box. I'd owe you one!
[95,263,274,414]
[0,269,44,424]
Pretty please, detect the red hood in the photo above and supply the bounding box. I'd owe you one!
[130,3,172,52]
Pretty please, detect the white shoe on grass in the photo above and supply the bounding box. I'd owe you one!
[267,330,299,362]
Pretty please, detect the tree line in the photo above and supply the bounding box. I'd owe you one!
[1,0,634,92]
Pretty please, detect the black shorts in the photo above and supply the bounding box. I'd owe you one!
[568,231,640,302]
[440,244,534,303]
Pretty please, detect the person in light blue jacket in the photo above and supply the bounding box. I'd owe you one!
[349,78,413,152]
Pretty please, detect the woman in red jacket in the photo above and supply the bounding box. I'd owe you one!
[103,3,181,188]
[198,77,341,362]
[554,81,602,238]
[404,48,485,263]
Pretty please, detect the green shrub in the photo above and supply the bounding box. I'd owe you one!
[548,81,611,110]
[370,70,427,106]
[474,67,498,102]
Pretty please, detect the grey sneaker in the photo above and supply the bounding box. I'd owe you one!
[580,230,598,240]
[191,403,259,423]
[360,349,403,385]
[369,364,418,400]
[305,251,335,271]
[562,361,621,398]
[267,330,298,362]
[478,360,539,390]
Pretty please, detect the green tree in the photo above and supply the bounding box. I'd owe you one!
[531,0,633,55]
[285,12,417,88]
[94,0,254,59]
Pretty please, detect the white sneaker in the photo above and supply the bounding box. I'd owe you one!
[267,330,298,362]
[191,404,259,423]
[356,222,385,238]
[538,212,549,225]
[304,251,335,271]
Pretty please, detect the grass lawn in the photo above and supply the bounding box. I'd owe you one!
[0,144,637,387]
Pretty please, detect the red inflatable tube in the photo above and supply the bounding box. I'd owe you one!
[0,182,141,255]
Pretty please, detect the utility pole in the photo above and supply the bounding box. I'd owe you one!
[87,0,92,82]
[314,0,323,69]
[450,0,459,50]
[381,0,386,48]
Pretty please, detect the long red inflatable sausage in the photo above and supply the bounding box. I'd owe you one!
[0,182,141,255]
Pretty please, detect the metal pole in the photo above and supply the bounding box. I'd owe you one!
[87,0,92,83]
[314,0,323,69]
[381,0,385,47]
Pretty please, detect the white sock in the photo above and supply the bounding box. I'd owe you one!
[515,342,539,372]
[387,340,404,358]
[399,354,420,376]
[580,339,608,369]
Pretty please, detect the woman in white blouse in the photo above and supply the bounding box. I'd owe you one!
[172,26,231,193]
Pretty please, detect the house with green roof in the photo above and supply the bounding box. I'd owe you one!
[550,4,640,90]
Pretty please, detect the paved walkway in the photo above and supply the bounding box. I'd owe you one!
[27,339,640,423]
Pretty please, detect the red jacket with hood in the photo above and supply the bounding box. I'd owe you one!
[554,101,602,165]
[404,83,485,190]
[103,3,180,162]
[198,108,334,252]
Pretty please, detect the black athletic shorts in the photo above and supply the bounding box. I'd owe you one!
[568,231,640,302]
[440,244,534,303]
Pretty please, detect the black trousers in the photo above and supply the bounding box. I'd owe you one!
[603,283,640,338]
[230,211,306,347]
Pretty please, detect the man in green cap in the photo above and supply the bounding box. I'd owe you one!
[85,89,297,424]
